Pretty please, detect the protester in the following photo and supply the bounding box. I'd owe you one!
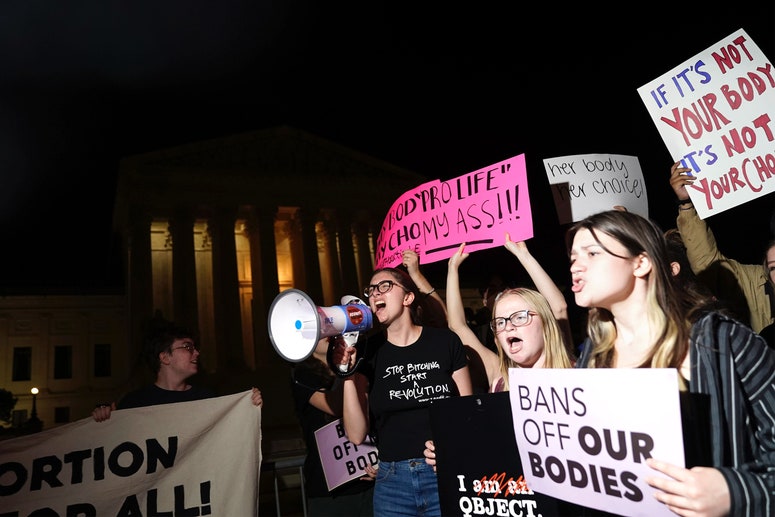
[569,209,775,516]
[292,336,374,516]
[670,161,775,333]
[93,318,262,421]
[423,235,575,474]
[445,236,574,392]
[335,266,472,517]
[664,228,733,322]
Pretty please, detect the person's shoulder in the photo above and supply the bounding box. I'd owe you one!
[492,376,505,392]
[693,309,750,330]
[421,325,464,346]
[117,384,158,409]
[189,385,215,399]
[421,325,457,338]
[691,310,767,350]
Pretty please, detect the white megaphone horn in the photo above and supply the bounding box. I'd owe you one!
[267,288,373,363]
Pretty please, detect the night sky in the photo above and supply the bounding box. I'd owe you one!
[1,1,773,293]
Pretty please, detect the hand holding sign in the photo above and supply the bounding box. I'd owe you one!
[508,368,685,517]
[669,161,695,204]
[645,458,731,516]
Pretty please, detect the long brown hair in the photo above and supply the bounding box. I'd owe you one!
[568,210,690,370]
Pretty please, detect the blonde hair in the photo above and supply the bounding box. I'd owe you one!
[567,210,689,373]
[490,287,574,390]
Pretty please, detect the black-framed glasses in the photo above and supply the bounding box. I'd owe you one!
[489,310,537,332]
[170,342,199,354]
[363,279,408,298]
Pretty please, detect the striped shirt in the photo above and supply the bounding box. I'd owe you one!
[577,311,775,516]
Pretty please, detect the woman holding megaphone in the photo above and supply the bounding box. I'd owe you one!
[292,336,376,516]
[334,265,473,517]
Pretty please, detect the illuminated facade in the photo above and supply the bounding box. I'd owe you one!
[112,125,428,430]
[0,126,429,434]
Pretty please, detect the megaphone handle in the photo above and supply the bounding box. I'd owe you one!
[338,346,354,372]
[327,334,362,377]
[338,331,359,372]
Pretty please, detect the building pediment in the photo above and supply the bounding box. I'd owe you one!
[114,125,427,224]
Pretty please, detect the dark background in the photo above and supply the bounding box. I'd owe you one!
[2,1,774,293]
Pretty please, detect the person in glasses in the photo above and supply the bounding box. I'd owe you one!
[423,235,575,472]
[92,317,263,421]
[447,235,575,394]
[334,266,472,517]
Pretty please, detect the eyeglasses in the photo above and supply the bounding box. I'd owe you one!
[170,342,199,354]
[363,279,408,298]
[489,310,537,332]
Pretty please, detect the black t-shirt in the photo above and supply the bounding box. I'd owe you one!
[292,361,374,498]
[366,326,468,461]
[117,384,215,409]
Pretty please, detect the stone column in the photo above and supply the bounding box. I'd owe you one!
[290,208,324,303]
[127,209,154,380]
[208,208,245,372]
[319,210,342,305]
[335,210,360,298]
[353,217,374,290]
[169,211,199,332]
[245,206,280,366]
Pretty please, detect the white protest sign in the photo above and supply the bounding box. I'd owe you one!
[315,418,378,491]
[0,391,262,516]
[637,28,775,219]
[543,153,648,224]
[508,368,684,517]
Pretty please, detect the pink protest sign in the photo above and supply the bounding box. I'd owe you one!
[375,154,533,268]
[315,418,378,491]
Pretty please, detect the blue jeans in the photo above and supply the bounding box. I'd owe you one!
[373,459,440,517]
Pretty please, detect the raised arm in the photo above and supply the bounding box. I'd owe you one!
[403,248,447,326]
[670,161,770,331]
[504,233,572,348]
[447,243,499,384]
[670,161,729,272]
[331,340,371,445]
[341,373,370,444]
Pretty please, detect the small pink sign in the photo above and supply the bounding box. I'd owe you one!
[315,418,379,491]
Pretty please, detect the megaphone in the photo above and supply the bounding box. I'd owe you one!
[267,288,373,363]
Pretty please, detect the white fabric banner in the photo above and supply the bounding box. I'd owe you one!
[0,390,262,516]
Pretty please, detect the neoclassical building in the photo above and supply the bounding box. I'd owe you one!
[111,125,428,431]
